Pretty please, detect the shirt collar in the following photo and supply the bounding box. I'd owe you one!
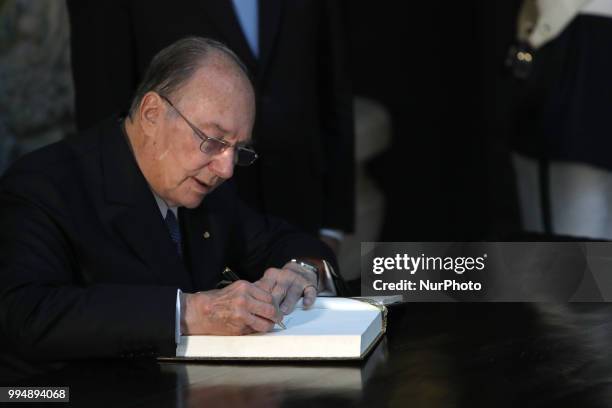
[153,192,178,219]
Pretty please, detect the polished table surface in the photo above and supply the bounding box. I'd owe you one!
[6,302,612,407]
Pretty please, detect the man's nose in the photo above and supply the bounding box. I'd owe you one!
[210,148,235,180]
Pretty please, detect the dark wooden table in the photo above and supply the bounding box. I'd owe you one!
[6,302,612,407]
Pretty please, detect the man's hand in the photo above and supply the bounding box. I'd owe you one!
[181,281,283,335]
[254,262,319,315]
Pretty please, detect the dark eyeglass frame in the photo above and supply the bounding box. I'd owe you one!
[159,94,258,167]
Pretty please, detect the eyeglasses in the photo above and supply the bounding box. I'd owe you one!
[159,94,258,167]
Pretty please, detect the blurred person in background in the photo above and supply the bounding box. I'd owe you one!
[0,0,74,174]
[508,0,612,239]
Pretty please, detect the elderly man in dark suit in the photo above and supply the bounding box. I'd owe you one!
[0,38,336,367]
[67,0,355,253]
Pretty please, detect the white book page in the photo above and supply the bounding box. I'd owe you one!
[267,307,379,336]
[176,297,383,359]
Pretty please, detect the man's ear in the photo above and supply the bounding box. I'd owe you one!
[139,92,162,135]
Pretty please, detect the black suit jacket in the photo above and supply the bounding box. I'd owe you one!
[67,0,355,234]
[0,117,335,365]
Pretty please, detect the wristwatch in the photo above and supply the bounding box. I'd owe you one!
[290,259,320,289]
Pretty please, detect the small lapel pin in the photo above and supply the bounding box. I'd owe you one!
[203,231,211,239]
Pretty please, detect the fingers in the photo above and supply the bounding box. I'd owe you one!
[248,294,280,323]
[256,268,290,308]
[247,281,275,304]
[254,274,275,292]
[302,285,317,308]
[280,280,304,314]
[270,275,293,309]
[227,280,281,329]
[243,309,276,333]
[260,266,318,314]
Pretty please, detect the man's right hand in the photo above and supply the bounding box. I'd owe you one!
[180,280,283,335]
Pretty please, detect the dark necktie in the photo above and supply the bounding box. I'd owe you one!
[164,209,182,258]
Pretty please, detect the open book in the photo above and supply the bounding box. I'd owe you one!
[171,297,386,360]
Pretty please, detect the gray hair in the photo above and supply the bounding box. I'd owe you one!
[128,37,250,118]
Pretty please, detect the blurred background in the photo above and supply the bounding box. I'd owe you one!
[2,0,611,282]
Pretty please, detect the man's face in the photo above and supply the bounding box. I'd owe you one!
[140,64,254,208]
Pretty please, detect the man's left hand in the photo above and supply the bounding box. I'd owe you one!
[254,262,319,315]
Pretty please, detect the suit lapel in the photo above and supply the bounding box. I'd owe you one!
[199,0,258,72]
[258,0,283,80]
[180,199,227,291]
[100,118,194,290]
